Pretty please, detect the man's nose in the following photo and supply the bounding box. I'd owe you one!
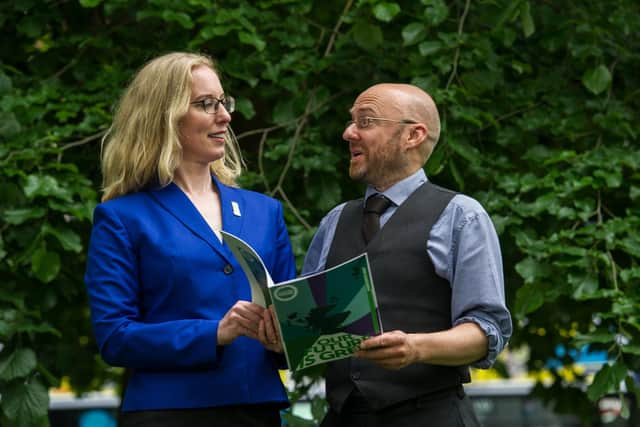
[343,122,359,142]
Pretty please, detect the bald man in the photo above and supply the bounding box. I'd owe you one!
[302,84,512,427]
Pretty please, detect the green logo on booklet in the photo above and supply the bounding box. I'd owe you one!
[273,285,298,301]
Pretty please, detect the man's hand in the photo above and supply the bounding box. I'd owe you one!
[217,301,266,346]
[258,305,283,353]
[355,323,488,368]
[354,330,419,370]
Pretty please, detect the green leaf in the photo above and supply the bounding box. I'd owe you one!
[31,247,61,283]
[79,0,103,6]
[352,21,384,50]
[515,257,543,284]
[15,321,61,337]
[418,40,442,56]
[0,320,12,338]
[422,0,449,26]
[17,16,43,38]
[621,345,640,356]
[520,1,535,37]
[626,377,640,411]
[1,377,49,425]
[496,0,522,27]
[234,97,256,120]
[514,283,545,316]
[0,348,37,381]
[42,225,83,253]
[24,175,73,202]
[573,332,615,347]
[281,413,316,427]
[448,159,464,191]
[0,289,24,309]
[424,142,446,175]
[582,65,612,95]
[373,2,401,23]
[238,31,266,51]
[161,10,194,29]
[587,362,627,401]
[272,99,296,124]
[594,169,622,188]
[401,22,426,46]
[461,70,502,94]
[448,137,482,163]
[0,111,21,137]
[0,71,12,94]
[618,237,640,257]
[620,267,640,283]
[305,178,341,212]
[570,274,599,299]
[3,207,47,225]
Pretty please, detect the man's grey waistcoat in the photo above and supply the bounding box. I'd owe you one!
[325,182,470,412]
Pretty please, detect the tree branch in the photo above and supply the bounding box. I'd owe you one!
[276,187,312,230]
[479,102,542,131]
[241,2,354,230]
[49,44,89,80]
[57,129,107,162]
[257,129,272,193]
[271,91,316,195]
[446,0,471,90]
[324,0,353,57]
[59,129,106,151]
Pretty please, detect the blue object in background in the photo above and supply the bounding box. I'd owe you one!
[78,409,117,427]
[546,344,608,370]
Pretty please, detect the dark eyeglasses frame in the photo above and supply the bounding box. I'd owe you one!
[190,96,235,114]
[346,116,417,130]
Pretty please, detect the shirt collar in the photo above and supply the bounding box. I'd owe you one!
[364,169,428,207]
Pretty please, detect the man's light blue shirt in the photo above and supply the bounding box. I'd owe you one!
[302,169,512,368]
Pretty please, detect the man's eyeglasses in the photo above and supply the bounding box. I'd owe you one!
[346,116,417,130]
[190,96,235,114]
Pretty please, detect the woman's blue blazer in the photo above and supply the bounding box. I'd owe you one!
[84,177,297,411]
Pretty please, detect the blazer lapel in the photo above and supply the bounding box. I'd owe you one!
[147,182,232,263]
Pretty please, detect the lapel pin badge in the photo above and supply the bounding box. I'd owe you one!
[231,201,241,217]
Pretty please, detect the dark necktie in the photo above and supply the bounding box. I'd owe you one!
[362,194,392,243]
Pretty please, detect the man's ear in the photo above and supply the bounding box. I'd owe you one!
[405,123,428,150]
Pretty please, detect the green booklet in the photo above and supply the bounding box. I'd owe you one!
[221,231,383,372]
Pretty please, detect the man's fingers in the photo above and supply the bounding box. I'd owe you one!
[360,331,402,350]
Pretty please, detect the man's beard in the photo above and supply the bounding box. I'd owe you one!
[349,129,405,186]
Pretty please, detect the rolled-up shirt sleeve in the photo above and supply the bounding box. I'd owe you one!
[428,195,513,368]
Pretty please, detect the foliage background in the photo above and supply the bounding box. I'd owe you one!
[0,0,639,426]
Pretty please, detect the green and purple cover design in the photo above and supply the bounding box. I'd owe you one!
[269,253,382,372]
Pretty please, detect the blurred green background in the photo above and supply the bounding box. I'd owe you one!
[0,0,639,426]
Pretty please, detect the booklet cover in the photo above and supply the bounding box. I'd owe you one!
[220,230,383,372]
[220,230,273,307]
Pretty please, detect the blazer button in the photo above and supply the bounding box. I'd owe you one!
[223,264,233,275]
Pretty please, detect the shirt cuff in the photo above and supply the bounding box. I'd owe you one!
[454,316,501,369]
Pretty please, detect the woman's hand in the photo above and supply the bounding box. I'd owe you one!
[258,305,283,353]
[217,301,266,346]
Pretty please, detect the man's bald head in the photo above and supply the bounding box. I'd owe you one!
[360,83,441,162]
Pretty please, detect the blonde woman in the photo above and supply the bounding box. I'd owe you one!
[85,52,295,426]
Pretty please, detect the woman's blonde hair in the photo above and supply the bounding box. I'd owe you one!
[100,52,244,202]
